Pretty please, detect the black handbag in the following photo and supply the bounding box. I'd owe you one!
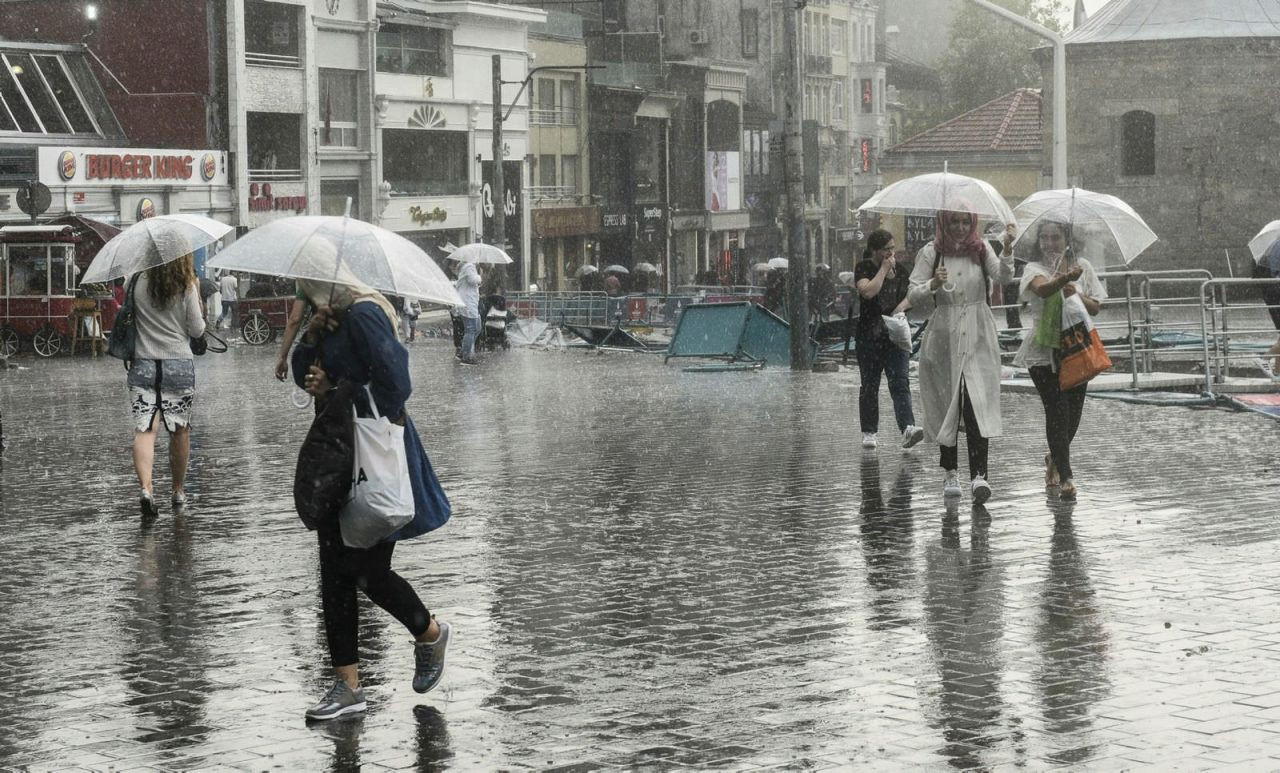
[293,379,356,531]
[190,330,228,356]
[107,275,142,364]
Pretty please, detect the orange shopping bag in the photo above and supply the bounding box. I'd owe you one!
[1058,294,1111,389]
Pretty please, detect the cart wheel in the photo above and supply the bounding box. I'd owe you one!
[0,326,18,358]
[242,313,273,345]
[33,326,63,357]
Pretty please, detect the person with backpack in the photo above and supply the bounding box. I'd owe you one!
[907,208,1014,503]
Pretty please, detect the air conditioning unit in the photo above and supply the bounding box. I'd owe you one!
[688,29,708,45]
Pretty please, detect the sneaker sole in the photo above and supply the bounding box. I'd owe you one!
[139,496,158,518]
[972,486,992,505]
[902,429,924,450]
[306,700,366,721]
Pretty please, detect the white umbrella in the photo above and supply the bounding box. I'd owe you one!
[206,216,461,307]
[752,262,772,273]
[448,242,513,265]
[575,264,599,277]
[1248,220,1280,263]
[634,262,659,273]
[838,270,857,286]
[81,214,233,284]
[604,264,629,274]
[1011,187,1157,268]
[768,257,789,269]
[858,171,1016,225]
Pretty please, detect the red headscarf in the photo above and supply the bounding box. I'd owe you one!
[932,209,987,265]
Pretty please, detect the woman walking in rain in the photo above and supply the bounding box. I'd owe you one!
[854,229,924,451]
[1014,219,1106,500]
[129,251,205,516]
[908,208,1014,503]
[292,244,451,721]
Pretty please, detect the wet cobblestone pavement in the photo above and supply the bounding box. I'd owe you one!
[1,343,1279,771]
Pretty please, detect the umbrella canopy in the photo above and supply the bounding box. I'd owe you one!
[1248,220,1280,264]
[838,270,857,286]
[752,262,772,273]
[634,262,658,273]
[768,257,789,269]
[858,171,1016,224]
[206,216,461,307]
[448,242,513,265]
[604,264,629,274]
[80,214,233,284]
[574,264,599,277]
[1011,187,1157,268]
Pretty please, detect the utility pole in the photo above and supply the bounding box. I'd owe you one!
[783,1,810,370]
[491,54,508,286]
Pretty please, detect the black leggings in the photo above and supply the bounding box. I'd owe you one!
[939,383,989,479]
[1028,365,1088,481]
[318,529,431,668]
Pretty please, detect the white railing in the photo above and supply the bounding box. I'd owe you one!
[245,51,301,68]
[530,108,579,127]
[249,168,304,182]
[528,185,579,200]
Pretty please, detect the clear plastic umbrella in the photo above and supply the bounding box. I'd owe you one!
[752,262,772,273]
[604,264,629,274]
[768,257,789,269]
[634,262,659,273]
[1010,187,1157,268]
[574,264,599,277]
[80,214,233,283]
[858,171,1016,224]
[448,242,513,265]
[1248,220,1280,263]
[206,216,462,307]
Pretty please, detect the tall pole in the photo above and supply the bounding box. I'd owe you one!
[783,1,810,370]
[491,54,507,285]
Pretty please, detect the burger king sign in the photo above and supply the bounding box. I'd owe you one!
[38,147,228,187]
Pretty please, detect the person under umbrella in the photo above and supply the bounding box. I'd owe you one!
[291,239,451,721]
[1012,218,1107,500]
[907,207,1014,503]
[1257,239,1280,378]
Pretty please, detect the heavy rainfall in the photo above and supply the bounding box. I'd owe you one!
[1,0,1279,770]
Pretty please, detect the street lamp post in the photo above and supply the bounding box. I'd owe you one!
[963,0,1066,189]
[783,0,810,371]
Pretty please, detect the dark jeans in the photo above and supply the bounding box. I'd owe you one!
[939,383,988,479]
[1028,365,1088,481]
[318,528,430,668]
[857,334,914,435]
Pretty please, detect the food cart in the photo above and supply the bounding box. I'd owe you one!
[0,225,84,357]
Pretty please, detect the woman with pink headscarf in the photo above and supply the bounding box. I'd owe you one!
[907,208,1014,504]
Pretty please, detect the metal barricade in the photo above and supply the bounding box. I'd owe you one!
[504,291,610,326]
[1198,277,1280,393]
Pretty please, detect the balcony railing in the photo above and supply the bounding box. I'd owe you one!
[249,168,304,182]
[529,185,579,200]
[246,51,301,68]
[530,108,580,127]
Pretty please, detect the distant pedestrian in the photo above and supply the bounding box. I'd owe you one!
[1014,219,1106,501]
[129,251,206,517]
[199,275,219,331]
[763,268,787,315]
[215,271,238,331]
[292,252,451,722]
[855,229,924,452]
[908,208,1014,503]
[454,261,481,364]
[274,284,309,381]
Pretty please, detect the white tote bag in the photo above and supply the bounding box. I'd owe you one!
[339,386,415,548]
[881,312,913,353]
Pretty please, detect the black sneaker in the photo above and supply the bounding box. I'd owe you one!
[413,619,450,694]
[306,680,367,721]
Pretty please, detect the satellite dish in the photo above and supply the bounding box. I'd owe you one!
[16,181,51,219]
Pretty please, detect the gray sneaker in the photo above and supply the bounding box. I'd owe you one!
[413,619,451,694]
[305,680,366,721]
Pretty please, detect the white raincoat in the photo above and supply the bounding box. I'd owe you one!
[907,243,1014,446]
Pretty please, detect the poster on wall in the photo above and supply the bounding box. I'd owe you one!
[480,160,523,261]
[705,152,741,212]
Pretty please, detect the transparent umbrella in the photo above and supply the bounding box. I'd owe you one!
[206,216,461,307]
[448,242,513,265]
[768,257,789,269]
[858,170,1016,224]
[575,264,599,277]
[1248,220,1280,263]
[752,262,772,273]
[81,214,233,283]
[1011,187,1157,268]
[604,264,629,274]
[634,262,659,273]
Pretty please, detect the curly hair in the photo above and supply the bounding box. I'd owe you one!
[146,253,196,306]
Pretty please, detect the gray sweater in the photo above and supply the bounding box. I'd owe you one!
[133,274,206,360]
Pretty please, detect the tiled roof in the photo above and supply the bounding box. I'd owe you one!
[887,89,1042,154]
[1066,0,1280,44]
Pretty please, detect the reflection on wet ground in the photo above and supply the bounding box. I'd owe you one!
[1,345,1278,769]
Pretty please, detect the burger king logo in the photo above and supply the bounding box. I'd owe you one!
[200,153,216,182]
[57,150,76,181]
[137,198,156,220]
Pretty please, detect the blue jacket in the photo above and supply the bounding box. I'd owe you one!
[292,302,450,541]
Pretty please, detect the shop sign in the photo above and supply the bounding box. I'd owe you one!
[480,161,523,259]
[672,214,705,231]
[409,205,449,226]
[0,189,13,212]
[137,198,157,220]
[835,227,860,243]
[39,147,228,187]
[533,206,600,238]
[601,211,629,230]
[248,182,308,213]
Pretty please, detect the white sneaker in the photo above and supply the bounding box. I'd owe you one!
[1254,357,1279,380]
[901,425,924,450]
[862,433,878,449]
[942,470,962,497]
[971,475,992,505]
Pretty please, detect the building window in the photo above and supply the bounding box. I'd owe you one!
[319,69,358,148]
[832,19,845,55]
[833,78,844,121]
[247,112,303,181]
[1121,110,1155,176]
[376,23,450,77]
[245,0,300,67]
[538,154,556,188]
[560,80,578,124]
[561,154,579,193]
[861,78,874,114]
[742,10,759,58]
[320,179,361,218]
[382,129,467,195]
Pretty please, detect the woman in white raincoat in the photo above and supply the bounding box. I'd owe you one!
[907,209,1014,503]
